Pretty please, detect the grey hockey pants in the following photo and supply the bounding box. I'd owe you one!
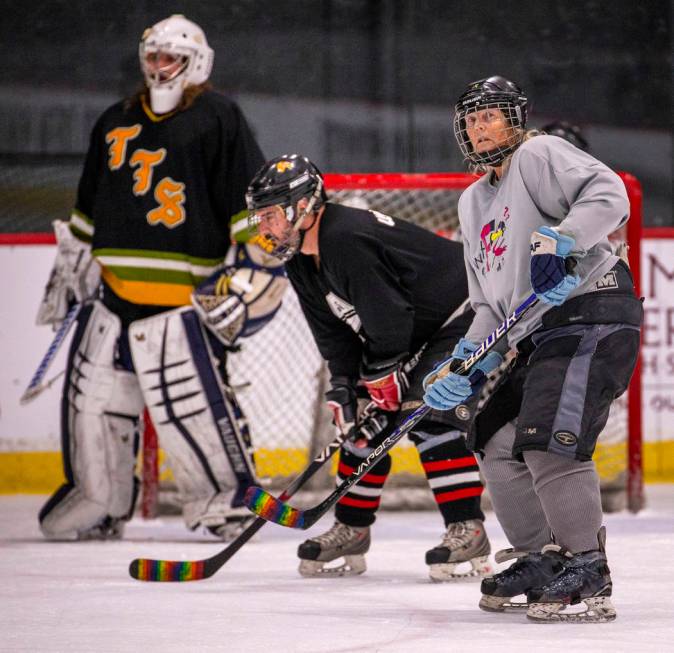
[477,421,603,553]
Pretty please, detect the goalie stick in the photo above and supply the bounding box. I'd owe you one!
[20,302,81,405]
[244,293,540,530]
[128,419,383,581]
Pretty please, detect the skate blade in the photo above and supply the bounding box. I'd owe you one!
[527,596,617,623]
[479,593,528,612]
[429,555,493,582]
[298,555,366,578]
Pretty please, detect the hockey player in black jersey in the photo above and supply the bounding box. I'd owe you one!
[35,15,286,542]
[245,154,493,580]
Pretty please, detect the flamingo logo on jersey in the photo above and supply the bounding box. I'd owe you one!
[475,207,510,275]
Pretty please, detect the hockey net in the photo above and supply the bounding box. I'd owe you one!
[147,172,644,514]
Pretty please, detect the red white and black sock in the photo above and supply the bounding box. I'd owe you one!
[334,434,392,528]
[412,428,485,524]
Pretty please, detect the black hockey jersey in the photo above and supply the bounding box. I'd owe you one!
[68,90,264,311]
[286,202,469,380]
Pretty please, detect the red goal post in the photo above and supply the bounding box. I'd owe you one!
[143,171,644,515]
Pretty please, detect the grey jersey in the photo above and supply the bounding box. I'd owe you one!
[459,134,630,350]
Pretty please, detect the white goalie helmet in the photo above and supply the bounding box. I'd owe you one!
[139,14,214,114]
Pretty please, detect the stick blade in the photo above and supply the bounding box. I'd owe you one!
[244,486,305,529]
[129,558,207,582]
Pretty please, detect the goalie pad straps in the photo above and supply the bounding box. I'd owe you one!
[39,301,144,539]
[129,306,257,527]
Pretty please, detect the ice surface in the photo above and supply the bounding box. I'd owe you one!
[1,486,673,652]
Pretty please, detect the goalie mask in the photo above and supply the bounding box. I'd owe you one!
[139,14,214,114]
[245,154,327,262]
[453,76,528,167]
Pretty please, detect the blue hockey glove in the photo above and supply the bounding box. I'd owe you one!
[530,226,580,306]
[422,338,503,411]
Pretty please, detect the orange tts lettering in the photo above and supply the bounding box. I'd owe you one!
[105,125,142,170]
[147,177,186,228]
[129,148,167,195]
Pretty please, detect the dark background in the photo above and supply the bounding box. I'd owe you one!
[0,0,671,228]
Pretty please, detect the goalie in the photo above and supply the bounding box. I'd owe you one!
[35,14,288,542]
[245,154,493,581]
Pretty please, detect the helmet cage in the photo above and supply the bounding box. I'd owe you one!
[140,49,189,85]
[454,99,525,167]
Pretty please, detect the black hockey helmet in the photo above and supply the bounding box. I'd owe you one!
[453,75,528,167]
[246,154,327,212]
[245,154,327,261]
[541,121,589,152]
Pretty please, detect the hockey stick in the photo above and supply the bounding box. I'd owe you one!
[244,293,540,530]
[129,427,356,581]
[20,302,81,405]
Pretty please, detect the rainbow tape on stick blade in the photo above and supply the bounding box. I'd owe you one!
[130,558,206,582]
[245,486,305,528]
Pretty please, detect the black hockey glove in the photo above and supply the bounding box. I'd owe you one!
[325,377,390,442]
[325,377,359,438]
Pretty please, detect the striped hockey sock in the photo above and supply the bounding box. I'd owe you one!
[334,437,392,528]
[414,429,485,524]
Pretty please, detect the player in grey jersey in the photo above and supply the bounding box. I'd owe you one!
[423,76,642,622]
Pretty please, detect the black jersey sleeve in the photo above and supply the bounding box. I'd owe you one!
[286,262,363,381]
[208,98,265,227]
[73,113,107,230]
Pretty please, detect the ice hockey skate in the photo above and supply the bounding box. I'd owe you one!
[479,548,567,612]
[425,519,493,581]
[527,529,616,623]
[297,521,370,577]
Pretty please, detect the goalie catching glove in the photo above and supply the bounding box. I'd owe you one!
[360,353,409,412]
[423,338,503,411]
[191,242,287,346]
[36,220,100,327]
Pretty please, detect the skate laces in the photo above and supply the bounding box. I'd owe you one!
[312,522,364,547]
[494,552,550,583]
[536,556,606,594]
[441,520,477,550]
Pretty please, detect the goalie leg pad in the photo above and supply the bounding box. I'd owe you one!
[129,306,257,530]
[39,301,143,539]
